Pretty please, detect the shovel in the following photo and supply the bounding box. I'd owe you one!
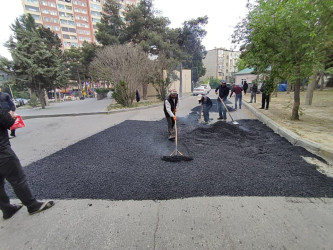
[218,96,239,125]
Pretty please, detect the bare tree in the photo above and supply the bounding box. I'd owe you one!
[148,54,178,100]
[90,45,151,106]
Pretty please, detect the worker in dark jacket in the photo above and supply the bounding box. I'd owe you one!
[250,83,258,103]
[164,89,179,140]
[0,87,16,138]
[242,80,248,94]
[215,80,230,120]
[260,81,270,110]
[0,107,54,220]
[198,94,213,124]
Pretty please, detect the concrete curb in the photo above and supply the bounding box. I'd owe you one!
[243,101,333,164]
[21,103,163,120]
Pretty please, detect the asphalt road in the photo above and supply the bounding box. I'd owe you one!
[2,94,333,249]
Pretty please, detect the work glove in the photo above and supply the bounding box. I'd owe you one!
[173,116,177,121]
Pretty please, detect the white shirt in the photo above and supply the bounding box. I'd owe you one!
[164,97,179,117]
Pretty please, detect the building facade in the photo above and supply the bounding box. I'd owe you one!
[21,0,137,49]
[201,48,241,83]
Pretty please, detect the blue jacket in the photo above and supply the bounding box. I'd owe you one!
[0,92,16,112]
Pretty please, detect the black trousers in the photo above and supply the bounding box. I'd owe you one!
[261,93,270,109]
[0,146,37,213]
[166,116,175,136]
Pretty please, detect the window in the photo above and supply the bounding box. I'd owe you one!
[41,1,47,6]
[53,18,58,23]
[60,19,67,24]
[42,9,49,14]
[90,4,102,10]
[62,27,69,32]
[69,28,76,33]
[91,11,101,17]
[59,11,66,17]
[70,35,77,40]
[44,17,51,22]
[66,5,72,10]
[79,37,91,41]
[25,5,39,12]
[63,34,71,39]
[92,18,100,23]
[31,14,41,21]
[68,21,75,26]
[49,2,56,7]
[54,26,60,31]
[58,4,65,9]
[26,0,38,3]
[50,10,57,15]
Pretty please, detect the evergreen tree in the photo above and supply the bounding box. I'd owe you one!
[95,0,126,45]
[5,14,68,109]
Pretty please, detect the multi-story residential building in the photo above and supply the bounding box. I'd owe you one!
[21,0,137,49]
[202,48,241,83]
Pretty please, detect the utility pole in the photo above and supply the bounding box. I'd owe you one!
[179,62,183,98]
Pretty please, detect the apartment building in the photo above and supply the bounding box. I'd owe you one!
[21,0,137,49]
[202,48,241,83]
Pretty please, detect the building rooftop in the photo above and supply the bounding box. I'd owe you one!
[235,67,255,75]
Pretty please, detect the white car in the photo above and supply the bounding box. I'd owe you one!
[193,84,211,95]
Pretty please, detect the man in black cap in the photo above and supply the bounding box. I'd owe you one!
[164,89,179,140]
[215,80,230,121]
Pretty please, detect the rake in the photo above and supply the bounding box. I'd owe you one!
[162,119,193,162]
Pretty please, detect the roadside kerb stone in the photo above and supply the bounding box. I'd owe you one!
[243,101,333,164]
[21,102,163,120]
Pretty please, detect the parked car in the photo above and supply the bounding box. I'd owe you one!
[193,84,211,95]
[13,99,21,107]
[15,98,28,106]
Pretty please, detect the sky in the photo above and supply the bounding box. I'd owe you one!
[0,0,250,59]
[153,0,250,51]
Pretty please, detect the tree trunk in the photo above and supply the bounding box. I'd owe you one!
[38,89,46,109]
[320,73,325,91]
[292,74,301,120]
[44,89,49,106]
[142,83,148,100]
[287,81,292,94]
[305,73,317,105]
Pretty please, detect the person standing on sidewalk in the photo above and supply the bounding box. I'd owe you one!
[230,83,243,109]
[260,81,270,110]
[0,87,16,139]
[250,83,258,103]
[0,107,54,220]
[164,89,179,140]
[242,80,248,95]
[198,94,212,124]
[215,80,230,121]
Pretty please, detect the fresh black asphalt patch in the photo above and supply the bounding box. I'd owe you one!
[7,109,333,200]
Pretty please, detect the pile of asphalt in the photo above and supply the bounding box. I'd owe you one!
[7,117,333,201]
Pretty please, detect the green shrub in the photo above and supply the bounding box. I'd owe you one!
[95,88,110,94]
[112,81,134,107]
[29,93,38,107]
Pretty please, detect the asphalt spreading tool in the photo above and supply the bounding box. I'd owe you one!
[162,119,193,162]
[218,96,239,125]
